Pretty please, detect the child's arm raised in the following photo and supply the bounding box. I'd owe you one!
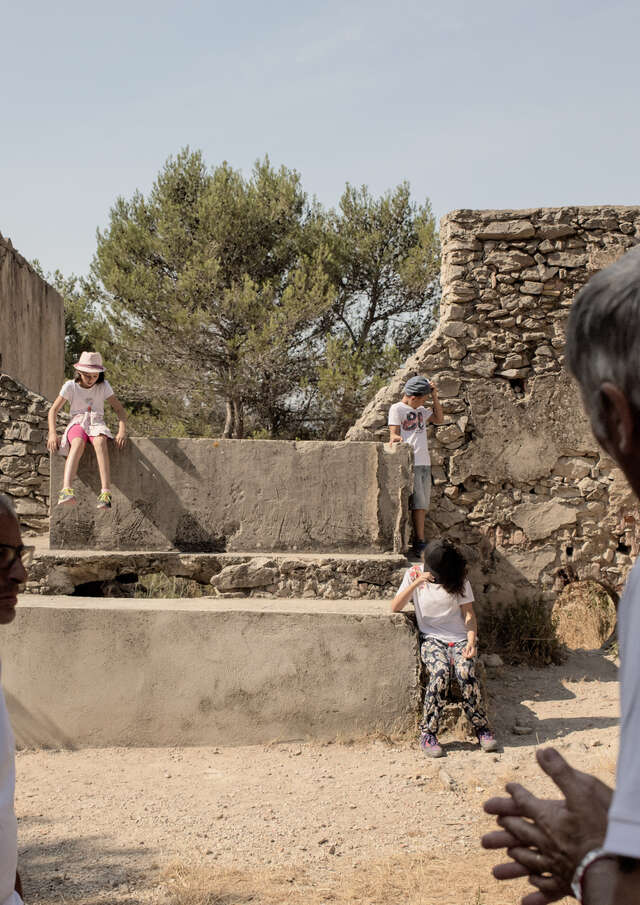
[428,384,444,425]
[107,395,128,450]
[391,570,434,612]
[47,396,67,452]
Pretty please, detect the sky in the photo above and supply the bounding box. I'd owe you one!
[2,0,640,279]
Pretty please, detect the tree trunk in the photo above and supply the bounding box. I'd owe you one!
[233,398,244,439]
[223,399,234,438]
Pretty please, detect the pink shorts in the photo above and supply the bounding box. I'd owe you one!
[67,425,104,445]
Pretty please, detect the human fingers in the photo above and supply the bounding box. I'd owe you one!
[484,795,530,818]
[492,860,530,880]
[507,846,554,876]
[481,829,521,849]
[535,748,589,810]
[521,891,562,905]
[498,815,550,851]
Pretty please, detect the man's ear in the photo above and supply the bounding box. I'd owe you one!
[598,382,635,458]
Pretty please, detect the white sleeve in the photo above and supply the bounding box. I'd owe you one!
[388,404,401,426]
[59,380,74,401]
[424,406,434,421]
[102,379,114,399]
[458,579,474,606]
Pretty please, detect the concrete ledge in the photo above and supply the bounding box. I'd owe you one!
[1,596,420,748]
[50,439,412,553]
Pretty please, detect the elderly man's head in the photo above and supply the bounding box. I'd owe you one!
[566,245,640,482]
[0,496,28,624]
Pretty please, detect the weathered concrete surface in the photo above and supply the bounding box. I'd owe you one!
[26,547,409,599]
[1,596,420,748]
[0,233,64,400]
[348,207,640,603]
[50,439,412,554]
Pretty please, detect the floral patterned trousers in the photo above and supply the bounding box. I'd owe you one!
[419,636,489,734]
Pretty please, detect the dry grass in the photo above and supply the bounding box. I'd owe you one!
[161,852,556,905]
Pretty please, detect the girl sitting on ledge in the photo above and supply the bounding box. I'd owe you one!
[392,538,497,757]
[47,351,127,510]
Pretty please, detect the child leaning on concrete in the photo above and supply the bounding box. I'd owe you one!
[388,375,443,558]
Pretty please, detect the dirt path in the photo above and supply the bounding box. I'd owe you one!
[16,649,620,904]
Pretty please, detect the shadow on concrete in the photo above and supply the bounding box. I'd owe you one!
[7,692,77,750]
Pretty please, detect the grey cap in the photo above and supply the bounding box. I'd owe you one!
[403,376,432,396]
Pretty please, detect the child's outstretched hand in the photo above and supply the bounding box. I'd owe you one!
[47,432,59,453]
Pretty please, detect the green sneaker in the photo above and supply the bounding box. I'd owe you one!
[57,487,76,506]
[97,490,112,510]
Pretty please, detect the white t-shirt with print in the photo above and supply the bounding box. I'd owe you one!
[60,379,114,418]
[397,565,474,642]
[605,557,640,857]
[388,402,433,467]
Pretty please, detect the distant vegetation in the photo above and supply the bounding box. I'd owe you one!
[35,148,440,439]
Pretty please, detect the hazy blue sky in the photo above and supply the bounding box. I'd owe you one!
[3,0,639,278]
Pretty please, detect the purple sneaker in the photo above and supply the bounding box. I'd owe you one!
[419,731,444,758]
[476,728,498,752]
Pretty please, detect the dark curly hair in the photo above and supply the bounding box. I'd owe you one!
[423,538,467,596]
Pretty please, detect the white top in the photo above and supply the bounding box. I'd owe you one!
[0,664,21,905]
[57,379,115,456]
[388,402,433,467]
[605,557,640,858]
[397,565,474,642]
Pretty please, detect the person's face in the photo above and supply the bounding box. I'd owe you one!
[0,512,27,624]
[78,371,99,388]
[407,394,429,409]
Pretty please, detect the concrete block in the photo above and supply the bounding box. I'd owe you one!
[1,596,421,748]
[50,439,412,553]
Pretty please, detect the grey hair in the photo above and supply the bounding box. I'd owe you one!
[0,495,16,518]
[566,244,640,422]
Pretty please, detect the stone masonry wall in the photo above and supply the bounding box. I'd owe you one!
[0,232,64,400]
[348,206,640,607]
[0,374,66,534]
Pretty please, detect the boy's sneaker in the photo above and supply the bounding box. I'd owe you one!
[96,490,112,510]
[476,728,498,752]
[410,541,427,560]
[57,488,76,506]
[419,731,444,758]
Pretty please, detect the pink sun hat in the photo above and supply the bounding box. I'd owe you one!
[74,351,105,373]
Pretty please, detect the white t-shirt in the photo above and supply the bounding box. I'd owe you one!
[605,557,640,858]
[397,565,474,642]
[60,378,114,418]
[388,402,433,467]
[0,664,21,905]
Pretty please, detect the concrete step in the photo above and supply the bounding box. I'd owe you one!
[2,595,420,748]
[27,544,411,599]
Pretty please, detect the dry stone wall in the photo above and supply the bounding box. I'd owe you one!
[0,232,64,400]
[0,374,66,533]
[348,206,640,607]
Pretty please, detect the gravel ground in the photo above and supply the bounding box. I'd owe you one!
[15,649,620,904]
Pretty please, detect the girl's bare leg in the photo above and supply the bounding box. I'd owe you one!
[63,437,86,487]
[92,436,111,489]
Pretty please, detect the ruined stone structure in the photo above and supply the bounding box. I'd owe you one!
[0,232,64,400]
[348,206,640,605]
[0,374,64,533]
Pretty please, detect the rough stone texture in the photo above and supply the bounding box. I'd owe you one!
[0,233,64,400]
[552,581,617,650]
[348,206,640,605]
[50,439,412,554]
[0,374,66,534]
[0,596,421,747]
[26,549,409,600]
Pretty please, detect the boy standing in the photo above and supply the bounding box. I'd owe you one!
[388,375,443,558]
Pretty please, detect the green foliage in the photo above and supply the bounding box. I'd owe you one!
[92,149,332,438]
[480,597,566,666]
[316,182,440,438]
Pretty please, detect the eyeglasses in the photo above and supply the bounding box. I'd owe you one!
[0,544,35,570]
